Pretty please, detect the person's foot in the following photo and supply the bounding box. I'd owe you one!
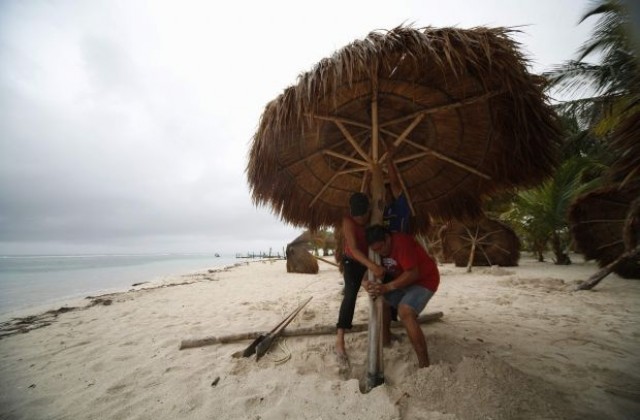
[383,332,402,348]
[418,355,430,368]
[335,351,351,378]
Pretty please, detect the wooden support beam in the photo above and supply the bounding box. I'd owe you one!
[308,113,370,131]
[322,149,368,167]
[392,114,426,148]
[379,90,505,128]
[335,121,371,164]
[314,255,339,267]
[365,71,385,392]
[403,138,492,180]
[308,166,367,208]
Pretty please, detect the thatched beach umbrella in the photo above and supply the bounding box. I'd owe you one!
[624,198,639,252]
[569,112,640,285]
[247,26,560,390]
[609,113,640,193]
[569,185,640,279]
[440,217,521,269]
[248,27,560,232]
[286,232,319,274]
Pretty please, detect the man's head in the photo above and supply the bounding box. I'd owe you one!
[366,224,391,256]
[349,192,370,223]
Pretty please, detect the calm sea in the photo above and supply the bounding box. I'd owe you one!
[0,254,248,317]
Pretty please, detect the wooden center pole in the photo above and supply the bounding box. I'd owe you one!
[366,164,385,391]
[364,66,385,392]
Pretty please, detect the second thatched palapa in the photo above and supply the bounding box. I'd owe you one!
[440,217,521,268]
[248,26,561,232]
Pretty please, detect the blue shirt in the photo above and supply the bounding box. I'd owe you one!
[383,194,411,233]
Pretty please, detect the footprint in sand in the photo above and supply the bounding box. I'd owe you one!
[301,309,316,320]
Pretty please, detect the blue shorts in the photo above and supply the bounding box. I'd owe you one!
[384,285,434,315]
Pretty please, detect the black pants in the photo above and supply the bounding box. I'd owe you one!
[336,257,366,329]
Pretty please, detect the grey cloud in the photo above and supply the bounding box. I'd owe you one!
[0,0,596,255]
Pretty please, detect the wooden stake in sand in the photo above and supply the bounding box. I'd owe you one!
[179,311,443,350]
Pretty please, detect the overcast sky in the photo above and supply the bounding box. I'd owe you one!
[0,0,597,256]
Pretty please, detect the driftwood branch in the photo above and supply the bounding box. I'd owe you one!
[314,256,339,267]
[575,245,640,291]
[179,311,443,350]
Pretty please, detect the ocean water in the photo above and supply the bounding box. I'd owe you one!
[0,254,250,317]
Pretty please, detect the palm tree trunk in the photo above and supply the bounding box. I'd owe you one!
[552,233,571,265]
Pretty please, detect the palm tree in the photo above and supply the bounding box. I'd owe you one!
[503,156,604,264]
[510,0,639,267]
[545,0,639,133]
[293,228,336,256]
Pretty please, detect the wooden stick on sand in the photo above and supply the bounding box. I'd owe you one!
[179,311,443,350]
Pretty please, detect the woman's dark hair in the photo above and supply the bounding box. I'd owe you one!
[349,192,369,216]
[365,224,390,245]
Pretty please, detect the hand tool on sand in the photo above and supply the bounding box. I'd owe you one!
[235,296,312,360]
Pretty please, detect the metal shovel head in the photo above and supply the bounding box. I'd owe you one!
[255,335,275,360]
[241,334,266,358]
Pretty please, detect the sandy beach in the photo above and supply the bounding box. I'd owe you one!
[1,256,639,419]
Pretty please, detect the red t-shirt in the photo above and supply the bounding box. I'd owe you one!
[343,216,368,259]
[382,233,439,292]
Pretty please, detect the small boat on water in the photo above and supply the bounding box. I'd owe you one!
[214,253,220,257]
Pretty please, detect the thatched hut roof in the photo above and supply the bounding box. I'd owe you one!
[569,185,640,279]
[624,198,639,251]
[609,112,640,191]
[440,217,521,267]
[285,245,319,274]
[248,26,560,233]
[286,233,319,274]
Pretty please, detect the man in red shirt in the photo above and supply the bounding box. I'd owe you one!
[363,224,440,367]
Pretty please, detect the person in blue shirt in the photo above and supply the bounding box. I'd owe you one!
[383,145,411,234]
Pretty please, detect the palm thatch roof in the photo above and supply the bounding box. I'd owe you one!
[286,232,319,274]
[569,185,640,279]
[440,217,521,267]
[416,220,450,263]
[624,198,639,251]
[568,109,640,279]
[609,112,640,191]
[248,26,561,232]
[285,245,319,274]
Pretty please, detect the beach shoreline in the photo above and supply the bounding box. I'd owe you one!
[1,256,639,419]
[0,254,259,320]
[1,261,272,337]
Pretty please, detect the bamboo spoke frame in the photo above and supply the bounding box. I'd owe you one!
[303,88,496,210]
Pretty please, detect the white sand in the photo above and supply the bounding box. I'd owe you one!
[1,256,639,419]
